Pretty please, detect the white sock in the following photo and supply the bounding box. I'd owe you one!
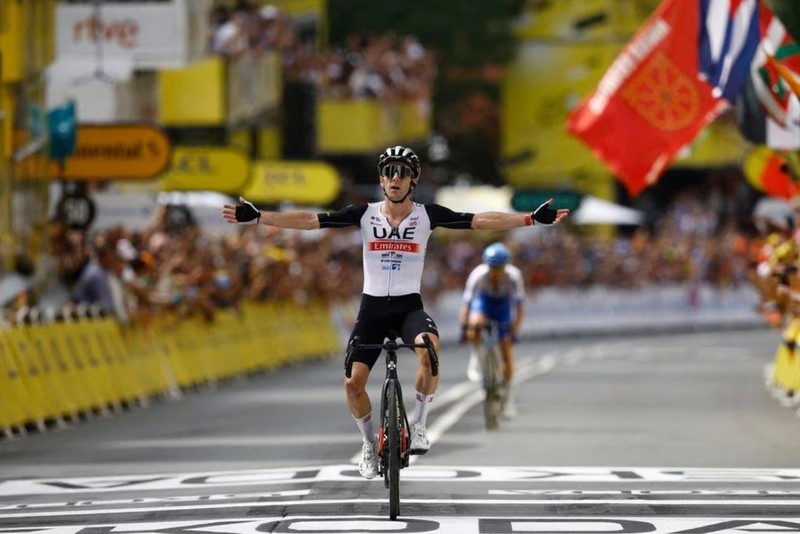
[354,413,376,443]
[413,391,435,426]
[504,381,513,402]
[469,345,480,362]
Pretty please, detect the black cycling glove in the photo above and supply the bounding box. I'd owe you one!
[235,199,261,223]
[533,201,558,225]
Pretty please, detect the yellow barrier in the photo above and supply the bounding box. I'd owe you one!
[0,301,340,433]
[0,331,33,428]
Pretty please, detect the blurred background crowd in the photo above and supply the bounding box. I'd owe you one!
[208,1,436,102]
[7,188,759,328]
[2,0,797,334]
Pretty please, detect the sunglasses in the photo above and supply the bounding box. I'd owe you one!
[380,164,414,179]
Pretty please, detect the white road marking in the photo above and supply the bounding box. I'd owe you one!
[4,517,800,534]
[2,497,800,519]
[5,466,800,496]
[349,349,563,465]
[106,434,358,448]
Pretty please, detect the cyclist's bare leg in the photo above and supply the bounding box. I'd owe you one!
[411,332,439,452]
[347,362,378,478]
[499,336,517,418]
[345,362,372,419]
[466,312,486,344]
[414,332,440,395]
[500,337,514,383]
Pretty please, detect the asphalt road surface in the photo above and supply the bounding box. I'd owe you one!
[2,327,800,533]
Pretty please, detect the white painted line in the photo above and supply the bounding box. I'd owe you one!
[107,434,358,448]
[0,490,312,510]
[4,466,800,496]
[4,517,800,534]
[349,350,562,465]
[1,497,799,519]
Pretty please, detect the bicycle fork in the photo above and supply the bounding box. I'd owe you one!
[378,370,411,474]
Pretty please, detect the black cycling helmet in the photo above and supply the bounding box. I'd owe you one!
[378,145,421,179]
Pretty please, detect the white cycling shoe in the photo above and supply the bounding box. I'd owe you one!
[502,398,517,420]
[467,353,482,383]
[359,440,378,479]
[410,422,430,454]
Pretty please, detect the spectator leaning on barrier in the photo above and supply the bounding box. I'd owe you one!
[222,145,570,480]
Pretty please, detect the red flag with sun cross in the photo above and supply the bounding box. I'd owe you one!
[567,0,729,197]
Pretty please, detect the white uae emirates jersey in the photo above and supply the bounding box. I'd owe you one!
[318,202,474,297]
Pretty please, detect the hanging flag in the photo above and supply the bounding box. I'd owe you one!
[735,68,800,149]
[736,1,800,152]
[567,0,729,197]
[751,1,800,127]
[698,0,761,102]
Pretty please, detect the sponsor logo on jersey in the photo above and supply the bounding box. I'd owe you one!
[370,241,420,252]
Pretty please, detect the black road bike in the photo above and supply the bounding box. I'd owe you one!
[345,331,439,520]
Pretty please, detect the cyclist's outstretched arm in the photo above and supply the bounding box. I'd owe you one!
[222,196,320,229]
[223,197,364,230]
[472,199,569,230]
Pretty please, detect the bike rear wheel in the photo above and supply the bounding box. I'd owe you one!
[483,346,502,430]
[386,380,402,519]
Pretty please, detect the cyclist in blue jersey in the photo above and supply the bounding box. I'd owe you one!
[460,242,525,419]
[222,145,570,479]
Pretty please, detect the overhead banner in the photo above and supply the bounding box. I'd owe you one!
[244,161,341,205]
[55,2,208,68]
[49,124,171,180]
[161,147,250,193]
[566,0,728,197]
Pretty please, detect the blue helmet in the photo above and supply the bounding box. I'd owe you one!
[483,242,510,267]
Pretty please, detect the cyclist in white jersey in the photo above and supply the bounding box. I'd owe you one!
[460,242,525,419]
[222,145,570,479]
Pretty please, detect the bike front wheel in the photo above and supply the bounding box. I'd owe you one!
[385,380,402,519]
[483,347,502,430]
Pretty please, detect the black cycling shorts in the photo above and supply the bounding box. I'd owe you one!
[347,293,439,371]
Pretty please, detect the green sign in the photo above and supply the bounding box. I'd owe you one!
[511,190,583,212]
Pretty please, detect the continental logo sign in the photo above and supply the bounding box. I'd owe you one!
[244,161,341,205]
[51,124,171,180]
[161,147,250,193]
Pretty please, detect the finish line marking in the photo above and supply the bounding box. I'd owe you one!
[4,497,800,519]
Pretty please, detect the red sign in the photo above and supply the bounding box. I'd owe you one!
[566,0,727,197]
[369,241,420,253]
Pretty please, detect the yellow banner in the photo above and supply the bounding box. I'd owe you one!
[244,161,340,205]
[502,41,621,188]
[161,147,250,193]
[159,58,225,126]
[49,124,171,180]
[270,0,325,17]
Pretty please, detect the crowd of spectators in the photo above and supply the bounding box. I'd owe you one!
[207,1,436,101]
[0,191,763,326]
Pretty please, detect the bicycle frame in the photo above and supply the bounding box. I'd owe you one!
[345,331,438,520]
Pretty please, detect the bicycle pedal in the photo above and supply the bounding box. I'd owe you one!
[409,448,428,456]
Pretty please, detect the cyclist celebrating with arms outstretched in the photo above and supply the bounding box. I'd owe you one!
[460,242,525,419]
[222,145,569,479]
